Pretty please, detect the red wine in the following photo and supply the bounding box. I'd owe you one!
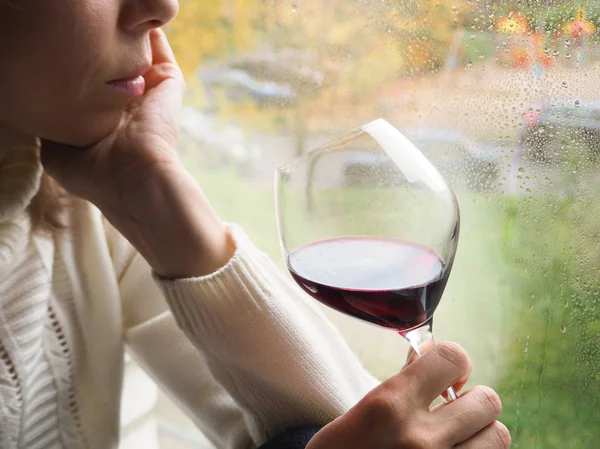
[288,237,449,332]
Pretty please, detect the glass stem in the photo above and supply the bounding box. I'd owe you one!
[403,319,458,403]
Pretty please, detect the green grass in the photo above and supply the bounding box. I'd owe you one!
[495,194,600,448]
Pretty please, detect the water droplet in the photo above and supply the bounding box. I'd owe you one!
[562,81,568,88]
[452,6,458,13]
[518,167,525,172]
[467,61,473,69]
[561,326,567,334]
[471,34,478,40]
[564,300,569,308]
[565,53,572,59]
[565,40,572,47]
[291,2,297,12]
[553,50,560,56]
[575,99,581,107]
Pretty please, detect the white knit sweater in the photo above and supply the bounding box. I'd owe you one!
[0,145,377,449]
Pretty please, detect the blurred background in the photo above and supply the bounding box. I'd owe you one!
[120,1,600,447]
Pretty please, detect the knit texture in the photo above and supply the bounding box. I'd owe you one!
[0,144,377,449]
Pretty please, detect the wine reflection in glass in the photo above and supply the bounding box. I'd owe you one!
[276,119,460,401]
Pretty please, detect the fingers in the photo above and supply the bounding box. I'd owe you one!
[150,28,177,65]
[144,29,185,92]
[395,342,472,406]
[435,386,503,445]
[454,421,511,449]
[140,28,184,140]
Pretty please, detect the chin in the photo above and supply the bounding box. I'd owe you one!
[46,109,126,148]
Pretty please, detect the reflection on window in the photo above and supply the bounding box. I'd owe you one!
[120,1,600,447]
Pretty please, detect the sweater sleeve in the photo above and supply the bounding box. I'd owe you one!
[154,224,378,442]
[112,222,378,447]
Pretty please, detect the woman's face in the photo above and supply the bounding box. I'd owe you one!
[0,0,178,146]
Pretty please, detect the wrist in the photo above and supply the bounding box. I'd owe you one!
[110,163,236,279]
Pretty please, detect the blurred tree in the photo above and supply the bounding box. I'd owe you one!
[251,0,405,140]
[167,0,259,76]
[385,0,461,74]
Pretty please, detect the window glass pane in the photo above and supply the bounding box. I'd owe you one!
[128,1,600,447]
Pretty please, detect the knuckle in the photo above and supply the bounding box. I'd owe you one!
[396,430,435,449]
[473,385,503,418]
[490,422,512,448]
[435,341,471,373]
[360,388,400,423]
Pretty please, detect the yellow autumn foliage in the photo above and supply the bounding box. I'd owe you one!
[165,0,476,129]
[166,0,259,75]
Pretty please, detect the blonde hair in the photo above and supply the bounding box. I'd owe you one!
[29,171,68,233]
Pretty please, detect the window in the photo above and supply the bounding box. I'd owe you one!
[124,1,600,447]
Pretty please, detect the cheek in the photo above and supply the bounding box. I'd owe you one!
[0,0,124,146]
[0,79,125,147]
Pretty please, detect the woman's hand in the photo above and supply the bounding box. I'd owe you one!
[41,29,183,217]
[307,342,510,449]
[41,29,234,278]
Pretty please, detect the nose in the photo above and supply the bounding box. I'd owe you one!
[120,0,179,33]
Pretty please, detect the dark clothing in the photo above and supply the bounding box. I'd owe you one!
[258,427,322,449]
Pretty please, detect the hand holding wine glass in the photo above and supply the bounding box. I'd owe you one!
[276,119,509,448]
[306,342,510,449]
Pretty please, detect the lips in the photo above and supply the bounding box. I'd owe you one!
[109,61,152,84]
[107,76,146,97]
[107,62,152,97]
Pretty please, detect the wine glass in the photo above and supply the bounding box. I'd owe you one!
[275,118,460,401]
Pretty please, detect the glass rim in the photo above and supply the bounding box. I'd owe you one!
[275,118,390,173]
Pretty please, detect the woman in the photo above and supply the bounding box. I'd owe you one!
[0,0,509,448]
